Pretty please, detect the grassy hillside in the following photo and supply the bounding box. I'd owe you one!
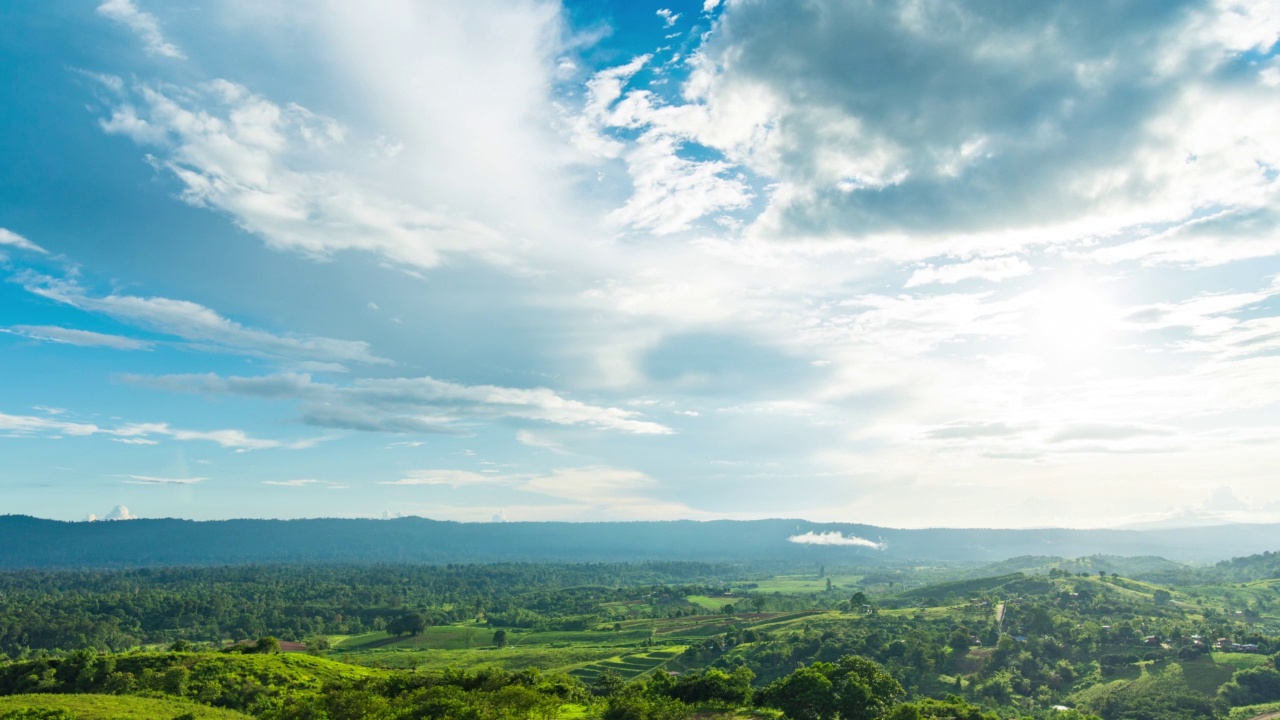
[0,693,251,719]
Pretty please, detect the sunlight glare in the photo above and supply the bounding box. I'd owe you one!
[1026,278,1118,366]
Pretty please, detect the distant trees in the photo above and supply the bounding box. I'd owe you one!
[493,629,508,648]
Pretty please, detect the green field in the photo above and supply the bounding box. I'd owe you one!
[0,694,251,719]
[749,574,863,593]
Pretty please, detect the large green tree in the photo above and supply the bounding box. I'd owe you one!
[759,656,903,720]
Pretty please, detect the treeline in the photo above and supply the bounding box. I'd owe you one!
[0,563,740,656]
[0,648,1036,720]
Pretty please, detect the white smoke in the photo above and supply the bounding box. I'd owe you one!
[103,504,135,521]
[788,531,886,550]
[84,513,97,522]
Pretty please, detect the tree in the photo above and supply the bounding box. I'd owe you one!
[1220,666,1280,706]
[253,636,280,654]
[758,666,836,720]
[493,629,509,648]
[592,669,626,698]
[666,666,755,706]
[388,613,427,637]
[759,656,903,720]
[830,656,905,720]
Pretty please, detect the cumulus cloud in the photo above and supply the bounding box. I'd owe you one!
[574,56,755,234]
[788,531,886,550]
[3,325,152,350]
[103,504,135,520]
[572,0,1280,266]
[96,0,184,59]
[126,372,674,436]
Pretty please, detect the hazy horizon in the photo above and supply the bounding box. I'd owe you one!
[2,1,1279,528]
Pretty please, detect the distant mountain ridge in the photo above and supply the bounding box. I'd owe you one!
[2,515,1280,569]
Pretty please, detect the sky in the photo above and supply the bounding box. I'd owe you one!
[1,0,1279,529]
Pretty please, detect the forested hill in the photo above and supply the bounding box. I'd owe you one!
[3,515,1280,568]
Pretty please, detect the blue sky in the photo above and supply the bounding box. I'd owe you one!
[2,0,1279,528]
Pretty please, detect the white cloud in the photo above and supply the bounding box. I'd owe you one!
[0,412,105,437]
[263,478,344,488]
[788,531,886,549]
[382,466,706,520]
[98,79,517,270]
[569,0,1280,268]
[17,272,388,367]
[96,0,185,59]
[656,9,681,27]
[103,504,135,520]
[384,470,501,487]
[3,325,152,350]
[128,372,675,436]
[0,408,318,451]
[94,2,583,273]
[516,429,566,452]
[905,256,1034,287]
[574,57,755,234]
[123,475,205,485]
[0,228,45,254]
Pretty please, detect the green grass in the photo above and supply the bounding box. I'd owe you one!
[1174,653,1269,695]
[0,694,250,719]
[559,703,589,720]
[1179,656,1238,694]
[750,575,862,593]
[685,596,732,611]
[342,645,629,673]
[566,647,688,682]
[335,625,497,651]
[1213,653,1272,670]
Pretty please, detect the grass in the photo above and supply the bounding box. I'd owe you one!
[335,625,495,651]
[354,645,631,673]
[1213,652,1272,670]
[685,596,732,611]
[1179,656,1238,694]
[750,575,863,593]
[0,694,251,719]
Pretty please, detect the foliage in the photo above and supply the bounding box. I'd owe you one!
[757,656,903,720]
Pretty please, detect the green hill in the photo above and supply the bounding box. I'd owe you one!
[0,693,250,719]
